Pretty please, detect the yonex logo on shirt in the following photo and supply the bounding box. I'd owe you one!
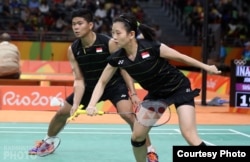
[118,60,124,65]
[121,94,127,98]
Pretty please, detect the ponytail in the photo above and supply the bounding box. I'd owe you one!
[138,23,156,41]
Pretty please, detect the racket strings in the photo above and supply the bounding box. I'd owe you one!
[156,107,171,126]
[136,101,171,127]
[37,137,61,157]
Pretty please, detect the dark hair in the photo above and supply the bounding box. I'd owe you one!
[113,13,156,41]
[71,8,94,23]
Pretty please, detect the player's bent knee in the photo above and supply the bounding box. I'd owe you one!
[55,111,70,120]
[131,138,146,147]
[119,114,134,123]
[56,104,71,116]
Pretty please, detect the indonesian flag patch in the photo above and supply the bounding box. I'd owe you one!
[96,47,103,53]
[141,51,150,59]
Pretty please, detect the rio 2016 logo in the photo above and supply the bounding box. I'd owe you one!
[2,91,64,106]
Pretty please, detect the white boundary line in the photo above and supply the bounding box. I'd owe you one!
[0,126,242,131]
[203,140,215,146]
[0,131,239,135]
[229,129,250,138]
[1,127,249,145]
[174,129,216,145]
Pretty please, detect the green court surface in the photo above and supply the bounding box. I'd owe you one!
[0,123,250,162]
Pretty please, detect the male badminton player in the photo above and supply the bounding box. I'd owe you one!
[28,8,159,162]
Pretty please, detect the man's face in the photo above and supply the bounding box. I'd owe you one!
[72,17,93,38]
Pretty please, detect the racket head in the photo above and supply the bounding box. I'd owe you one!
[135,100,171,127]
[37,136,61,157]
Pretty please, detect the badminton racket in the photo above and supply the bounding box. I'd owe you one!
[39,97,79,157]
[51,97,171,126]
[75,100,171,127]
[34,99,63,157]
[67,104,84,121]
[42,98,90,157]
[36,136,61,157]
[135,100,171,127]
[50,97,83,122]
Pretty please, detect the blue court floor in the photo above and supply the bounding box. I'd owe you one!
[0,123,250,162]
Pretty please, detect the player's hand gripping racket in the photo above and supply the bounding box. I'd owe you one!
[36,136,61,157]
[67,105,84,122]
[50,97,83,122]
[75,100,171,127]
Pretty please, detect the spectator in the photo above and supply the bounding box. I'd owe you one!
[2,0,12,17]
[93,2,107,32]
[242,41,250,61]
[16,21,27,39]
[94,2,107,20]
[20,6,30,22]
[10,0,22,17]
[106,3,120,23]
[64,0,77,9]
[43,11,56,31]
[53,15,69,32]
[53,0,63,4]
[82,0,97,13]
[0,33,21,79]
[39,0,50,15]
[28,0,40,14]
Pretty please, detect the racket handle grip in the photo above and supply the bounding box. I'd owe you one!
[77,110,104,115]
[67,105,85,121]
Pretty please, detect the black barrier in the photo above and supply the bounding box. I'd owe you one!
[230,59,250,108]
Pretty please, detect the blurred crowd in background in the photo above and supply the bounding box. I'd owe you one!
[164,0,250,46]
[0,0,146,41]
[0,0,249,47]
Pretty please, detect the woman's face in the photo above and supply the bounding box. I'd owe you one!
[72,17,93,38]
[111,22,132,48]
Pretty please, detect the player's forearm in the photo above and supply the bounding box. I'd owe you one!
[179,54,210,71]
[120,70,137,95]
[88,81,105,107]
[73,79,84,107]
[125,79,137,96]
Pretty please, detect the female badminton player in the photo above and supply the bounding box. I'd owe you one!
[86,13,221,162]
